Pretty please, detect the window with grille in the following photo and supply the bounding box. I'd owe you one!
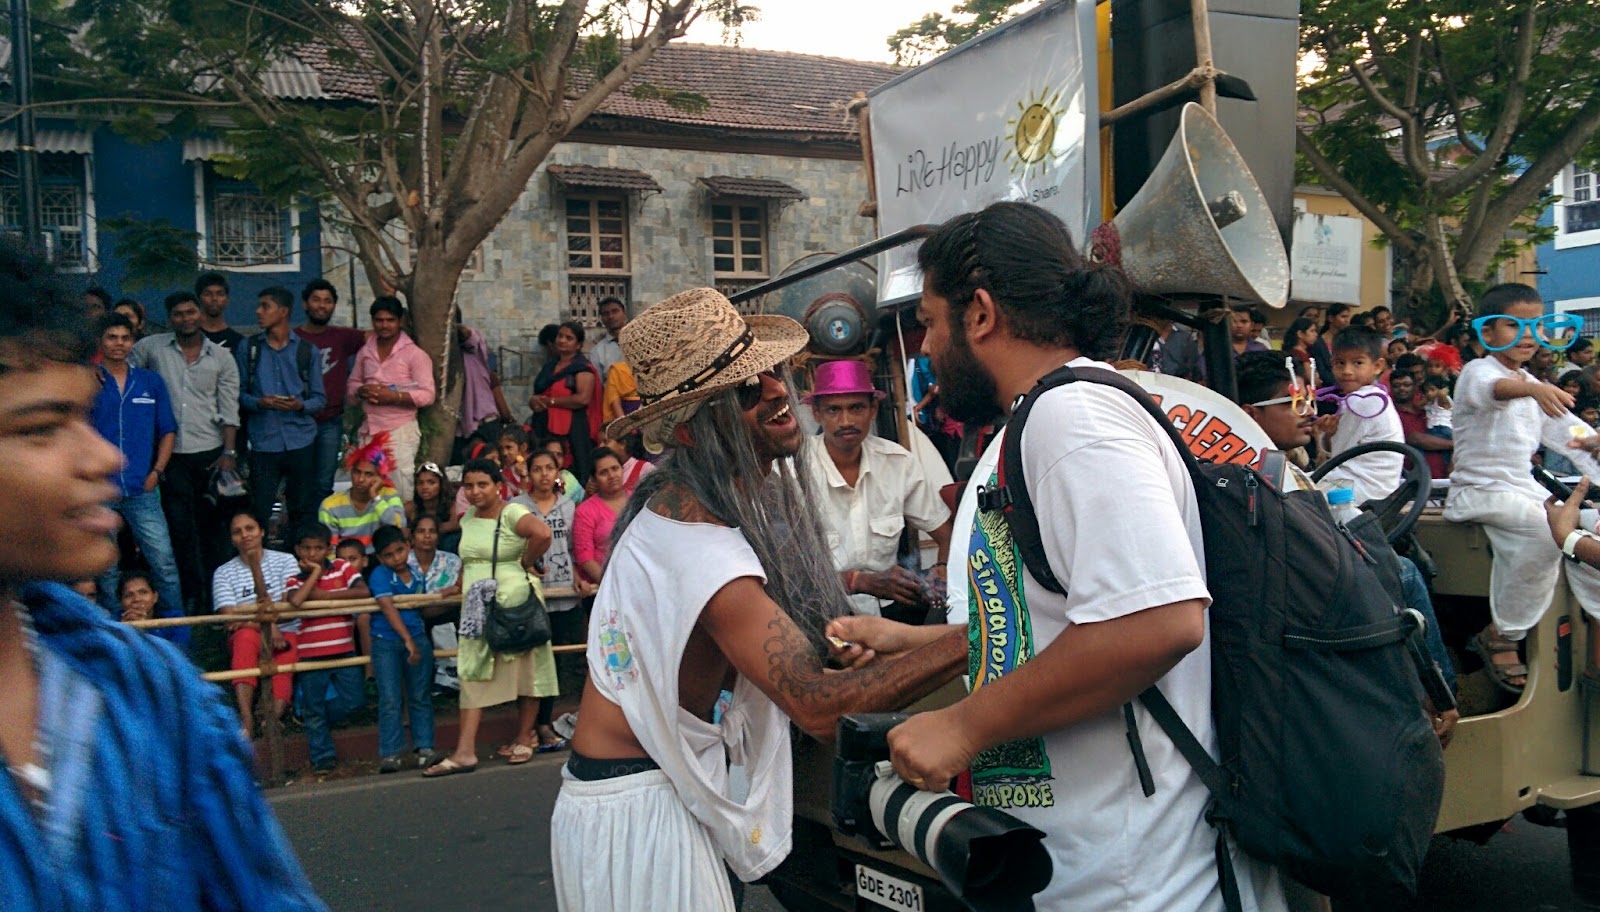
[1569,165,1600,234]
[566,197,628,273]
[711,201,768,278]
[0,153,88,268]
[205,167,290,267]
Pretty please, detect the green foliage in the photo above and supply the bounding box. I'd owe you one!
[1298,0,1600,301]
[887,0,1029,66]
[98,216,201,291]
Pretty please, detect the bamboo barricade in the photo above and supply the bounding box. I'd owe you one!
[125,588,588,784]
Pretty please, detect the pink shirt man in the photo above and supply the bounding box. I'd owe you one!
[348,331,436,434]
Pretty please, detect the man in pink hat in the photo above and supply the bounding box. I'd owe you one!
[802,359,952,617]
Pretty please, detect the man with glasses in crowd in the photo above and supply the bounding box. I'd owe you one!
[800,360,951,618]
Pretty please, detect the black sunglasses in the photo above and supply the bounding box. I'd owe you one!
[735,368,783,410]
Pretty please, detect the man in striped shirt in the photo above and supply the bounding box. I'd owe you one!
[317,458,405,550]
[286,523,370,774]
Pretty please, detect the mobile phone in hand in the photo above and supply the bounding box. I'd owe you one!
[1531,465,1600,506]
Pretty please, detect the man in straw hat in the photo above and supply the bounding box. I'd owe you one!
[827,201,1288,911]
[549,288,967,912]
[801,359,952,618]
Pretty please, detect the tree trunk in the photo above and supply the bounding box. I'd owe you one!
[408,247,469,465]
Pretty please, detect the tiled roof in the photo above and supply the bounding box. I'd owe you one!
[285,35,897,138]
[586,43,898,137]
[547,163,663,193]
[698,175,806,199]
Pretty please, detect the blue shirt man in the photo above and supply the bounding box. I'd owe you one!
[236,287,328,538]
[0,238,325,911]
[90,315,187,630]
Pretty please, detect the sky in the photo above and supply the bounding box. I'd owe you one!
[682,0,945,63]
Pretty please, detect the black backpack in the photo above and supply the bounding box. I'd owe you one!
[246,334,315,401]
[986,364,1450,906]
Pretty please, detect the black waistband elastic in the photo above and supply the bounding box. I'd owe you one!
[566,749,661,781]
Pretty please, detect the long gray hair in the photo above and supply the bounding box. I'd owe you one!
[613,368,850,652]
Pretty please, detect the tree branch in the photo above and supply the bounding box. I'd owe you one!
[1295,128,1420,256]
[1432,3,1539,199]
[1459,95,1600,280]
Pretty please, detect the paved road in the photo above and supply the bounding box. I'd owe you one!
[273,757,1586,911]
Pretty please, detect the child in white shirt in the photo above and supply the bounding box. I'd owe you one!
[1317,327,1405,505]
[1443,284,1600,693]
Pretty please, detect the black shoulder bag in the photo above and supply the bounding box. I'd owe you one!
[483,509,552,653]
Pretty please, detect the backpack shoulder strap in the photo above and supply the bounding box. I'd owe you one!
[246,334,263,398]
[295,338,313,400]
[994,365,1202,595]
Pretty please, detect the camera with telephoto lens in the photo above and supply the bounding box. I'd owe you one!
[832,713,1053,912]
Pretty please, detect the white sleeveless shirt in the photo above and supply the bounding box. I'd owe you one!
[587,508,793,881]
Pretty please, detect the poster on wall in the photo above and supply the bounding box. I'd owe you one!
[1290,212,1365,305]
[867,0,1099,307]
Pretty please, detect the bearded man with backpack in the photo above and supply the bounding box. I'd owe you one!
[237,286,326,543]
[832,200,1449,911]
[831,201,1287,910]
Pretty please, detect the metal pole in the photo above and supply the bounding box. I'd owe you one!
[8,0,41,253]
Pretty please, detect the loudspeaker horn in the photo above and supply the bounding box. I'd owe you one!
[1092,102,1290,308]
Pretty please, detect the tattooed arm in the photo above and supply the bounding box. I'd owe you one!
[698,576,966,741]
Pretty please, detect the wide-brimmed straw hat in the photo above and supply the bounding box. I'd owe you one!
[606,287,809,443]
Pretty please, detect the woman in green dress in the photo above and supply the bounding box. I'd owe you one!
[423,458,555,776]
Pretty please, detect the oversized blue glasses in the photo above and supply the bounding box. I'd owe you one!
[1471,313,1583,352]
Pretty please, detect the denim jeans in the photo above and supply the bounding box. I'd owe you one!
[371,636,435,759]
[311,419,343,506]
[1399,556,1457,695]
[294,663,367,767]
[98,490,185,623]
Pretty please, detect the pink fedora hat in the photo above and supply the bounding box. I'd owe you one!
[802,360,885,403]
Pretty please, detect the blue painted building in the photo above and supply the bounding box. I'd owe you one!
[0,120,321,328]
[1538,161,1600,328]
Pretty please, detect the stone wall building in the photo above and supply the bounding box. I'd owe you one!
[320,43,898,405]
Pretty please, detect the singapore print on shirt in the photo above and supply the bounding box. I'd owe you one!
[966,469,1055,810]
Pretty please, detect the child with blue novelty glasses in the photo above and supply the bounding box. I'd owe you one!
[1445,284,1600,694]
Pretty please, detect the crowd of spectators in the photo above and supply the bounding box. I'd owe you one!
[80,278,653,774]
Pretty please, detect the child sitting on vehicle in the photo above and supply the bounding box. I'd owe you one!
[1443,284,1600,693]
[1317,327,1405,504]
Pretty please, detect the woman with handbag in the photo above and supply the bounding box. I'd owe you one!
[423,458,555,777]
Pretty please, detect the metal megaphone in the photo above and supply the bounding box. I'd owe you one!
[1092,102,1289,308]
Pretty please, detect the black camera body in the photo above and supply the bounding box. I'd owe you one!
[832,712,909,847]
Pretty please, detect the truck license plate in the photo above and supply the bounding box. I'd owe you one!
[855,864,925,912]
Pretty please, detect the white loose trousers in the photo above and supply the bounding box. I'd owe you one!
[551,768,737,912]
[1444,487,1600,638]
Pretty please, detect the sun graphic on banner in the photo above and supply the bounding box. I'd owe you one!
[1005,87,1064,179]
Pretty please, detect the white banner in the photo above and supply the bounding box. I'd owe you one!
[867,0,1099,306]
[1290,212,1365,305]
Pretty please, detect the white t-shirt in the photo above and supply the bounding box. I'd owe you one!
[1319,383,1405,504]
[586,509,792,882]
[211,550,303,632]
[950,359,1284,912]
[801,434,950,615]
[1451,356,1600,499]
